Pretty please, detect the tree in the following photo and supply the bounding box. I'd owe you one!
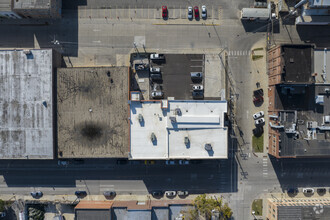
[28,205,45,220]
[0,200,5,212]
[188,194,233,220]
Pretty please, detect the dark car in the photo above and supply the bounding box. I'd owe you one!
[75,191,87,197]
[253,126,264,137]
[253,96,264,105]
[194,6,199,19]
[31,191,43,198]
[287,188,298,194]
[103,191,116,197]
[150,73,162,81]
[117,159,128,165]
[192,91,204,99]
[253,89,264,97]
[152,191,164,197]
[317,188,326,195]
[162,6,168,18]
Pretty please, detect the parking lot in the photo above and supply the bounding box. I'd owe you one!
[150,54,204,100]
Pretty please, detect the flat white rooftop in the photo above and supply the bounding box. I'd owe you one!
[0,49,54,159]
[129,100,228,160]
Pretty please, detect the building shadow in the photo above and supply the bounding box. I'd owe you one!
[241,20,270,32]
[296,25,330,47]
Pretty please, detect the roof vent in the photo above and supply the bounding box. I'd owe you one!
[23,49,31,55]
[170,116,176,123]
[151,133,156,142]
[289,58,294,63]
[184,137,189,145]
[175,108,182,116]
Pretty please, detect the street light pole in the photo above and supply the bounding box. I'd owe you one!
[133,42,140,55]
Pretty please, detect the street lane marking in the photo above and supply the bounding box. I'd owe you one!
[263,164,268,166]
[152,23,219,26]
[190,66,203,67]
[93,40,101,43]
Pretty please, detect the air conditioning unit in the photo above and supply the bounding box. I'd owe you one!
[23,49,31,55]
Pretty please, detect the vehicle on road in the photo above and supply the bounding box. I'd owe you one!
[179,160,189,165]
[162,6,168,19]
[253,111,264,120]
[287,188,298,194]
[194,6,199,19]
[150,53,165,60]
[178,191,189,196]
[152,191,164,197]
[201,5,207,19]
[190,159,202,164]
[188,7,193,20]
[165,191,176,197]
[253,126,264,136]
[73,159,84,164]
[150,66,160,73]
[317,188,326,194]
[255,118,265,126]
[192,85,203,91]
[151,91,164,99]
[75,191,87,197]
[303,188,314,194]
[166,160,175,165]
[31,191,43,198]
[58,160,69,166]
[103,191,116,197]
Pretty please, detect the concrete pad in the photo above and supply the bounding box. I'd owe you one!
[204,54,225,99]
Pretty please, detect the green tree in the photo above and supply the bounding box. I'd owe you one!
[188,194,233,220]
[0,199,5,212]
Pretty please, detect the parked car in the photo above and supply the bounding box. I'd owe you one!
[317,188,326,194]
[152,191,164,197]
[253,89,264,97]
[162,6,168,18]
[253,96,264,105]
[151,91,164,99]
[255,118,265,126]
[253,111,264,120]
[178,191,189,196]
[150,74,162,81]
[58,160,69,166]
[165,191,176,197]
[192,85,203,91]
[150,66,160,73]
[117,159,128,165]
[144,160,155,165]
[303,188,314,194]
[75,191,87,197]
[166,160,175,165]
[192,91,204,99]
[31,191,43,198]
[201,5,207,19]
[188,6,193,20]
[287,188,298,194]
[150,53,165,60]
[194,6,199,19]
[179,160,189,165]
[103,191,116,197]
[253,126,264,136]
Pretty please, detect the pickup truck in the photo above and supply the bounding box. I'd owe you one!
[150,53,165,60]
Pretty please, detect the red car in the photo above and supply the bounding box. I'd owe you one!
[162,6,168,18]
[194,6,199,19]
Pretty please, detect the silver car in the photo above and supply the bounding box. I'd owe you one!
[151,91,164,99]
[202,5,207,19]
[188,7,193,20]
[165,191,176,197]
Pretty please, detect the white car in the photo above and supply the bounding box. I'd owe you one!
[150,67,160,73]
[253,111,264,120]
[255,118,265,125]
[192,85,203,91]
[303,188,314,194]
[201,5,207,19]
[188,6,193,20]
[165,191,176,197]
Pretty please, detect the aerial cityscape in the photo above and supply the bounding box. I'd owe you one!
[0,0,330,219]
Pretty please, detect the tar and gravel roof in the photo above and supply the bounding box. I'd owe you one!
[0,49,54,159]
[130,100,228,159]
[57,67,129,158]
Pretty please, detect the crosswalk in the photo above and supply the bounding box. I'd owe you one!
[227,50,251,57]
[263,157,268,178]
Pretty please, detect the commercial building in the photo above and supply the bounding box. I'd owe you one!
[129,93,228,160]
[75,200,192,220]
[0,0,21,18]
[0,49,61,159]
[267,196,330,220]
[57,67,129,158]
[295,0,330,25]
[268,45,330,158]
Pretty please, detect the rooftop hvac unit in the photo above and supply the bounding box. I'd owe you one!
[170,116,176,123]
[184,137,189,145]
[324,116,330,124]
[205,143,212,151]
[315,95,324,104]
[325,88,330,93]
[138,114,143,123]
[23,49,31,55]
[175,108,182,116]
[151,133,156,142]
[307,121,318,129]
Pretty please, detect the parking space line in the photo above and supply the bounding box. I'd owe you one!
[190,66,203,67]
[191,60,203,61]
[148,5,149,19]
